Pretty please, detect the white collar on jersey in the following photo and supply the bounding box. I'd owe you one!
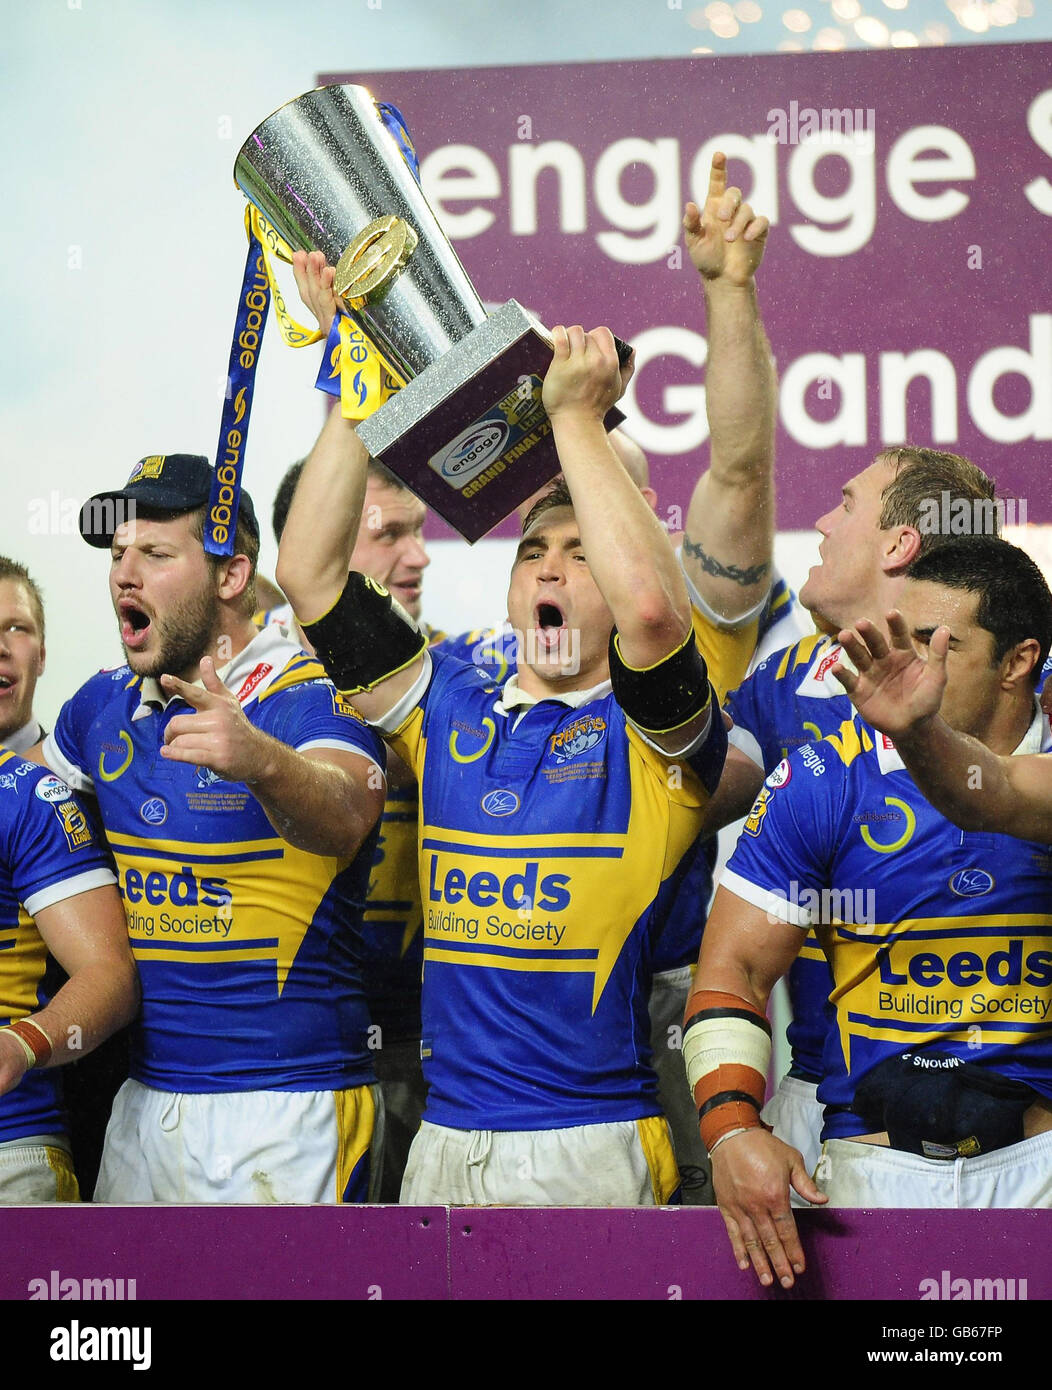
[133,624,312,718]
[495,672,612,718]
[875,697,1050,775]
[1,718,43,754]
[793,636,857,699]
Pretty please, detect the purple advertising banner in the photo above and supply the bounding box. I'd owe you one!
[0,1206,1046,1302]
[324,45,1052,539]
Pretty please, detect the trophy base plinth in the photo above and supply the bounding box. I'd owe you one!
[355,300,624,543]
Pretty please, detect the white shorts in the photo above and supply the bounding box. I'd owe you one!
[400,1114,679,1207]
[816,1130,1052,1208]
[0,1140,78,1202]
[94,1078,383,1205]
[761,1074,824,1205]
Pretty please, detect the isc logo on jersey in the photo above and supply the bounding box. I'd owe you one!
[429,858,571,911]
[949,869,995,898]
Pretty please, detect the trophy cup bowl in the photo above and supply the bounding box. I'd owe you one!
[235,84,625,542]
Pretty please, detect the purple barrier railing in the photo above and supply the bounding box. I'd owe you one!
[0,1206,1045,1301]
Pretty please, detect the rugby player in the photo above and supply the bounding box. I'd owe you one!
[440,153,804,1203]
[835,587,1052,845]
[0,748,136,1201]
[0,555,133,1197]
[278,324,729,1205]
[695,447,1001,1177]
[0,557,47,753]
[30,455,388,1203]
[284,149,799,1204]
[687,536,1052,1287]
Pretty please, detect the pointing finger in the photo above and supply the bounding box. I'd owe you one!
[159,672,212,709]
[705,151,728,205]
[199,656,227,695]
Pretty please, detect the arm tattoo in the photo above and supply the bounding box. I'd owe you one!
[682,534,771,588]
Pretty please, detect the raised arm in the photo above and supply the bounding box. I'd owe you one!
[545,325,692,667]
[835,614,1052,841]
[275,251,427,722]
[686,885,824,1289]
[274,248,368,623]
[680,153,776,623]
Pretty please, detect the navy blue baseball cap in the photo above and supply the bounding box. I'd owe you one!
[79,454,259,548]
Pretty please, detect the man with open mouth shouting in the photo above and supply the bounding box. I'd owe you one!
[27,455,388,1204]
[278,324,729,1206]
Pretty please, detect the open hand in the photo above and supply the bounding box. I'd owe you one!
[834,612,949,739]
[712,1128,826,1289]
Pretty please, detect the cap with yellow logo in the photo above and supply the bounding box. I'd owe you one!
[78,454,259,548]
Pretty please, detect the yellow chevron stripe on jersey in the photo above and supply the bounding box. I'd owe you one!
[821,718,876,768]
[820,919,1052,1052]
[827,911,1052,936]
[106,830,284,856]
[412,719,709,1014]
[109,826,350,995]
[0,909,48,1021]
[257,655,330,701]
[689,608,756,706]
[775,632,828,681]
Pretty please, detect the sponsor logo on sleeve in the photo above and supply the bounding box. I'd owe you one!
[765,759,792,789]
[35,775,73,804]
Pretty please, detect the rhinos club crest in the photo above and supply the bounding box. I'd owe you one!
[548,715,607,765]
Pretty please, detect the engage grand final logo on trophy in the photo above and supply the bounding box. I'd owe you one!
[223,84,627,544]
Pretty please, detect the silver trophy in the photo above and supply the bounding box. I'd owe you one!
[234,84,624,542]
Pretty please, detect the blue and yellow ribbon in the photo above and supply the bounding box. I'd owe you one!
[205,207,324,556]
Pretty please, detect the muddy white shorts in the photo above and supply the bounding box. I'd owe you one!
[400,1113,679,1206]
[0,1137,78,1202]
[94,1078,382,1204]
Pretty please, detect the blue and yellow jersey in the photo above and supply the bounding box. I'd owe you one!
[725,633,858,1077]
[383,646,727,1130]
[42,627,386,1094]
[721,712,1052,1138]
[258,602,444,1041]
[0,752,116,1142]
[449,571,810,975]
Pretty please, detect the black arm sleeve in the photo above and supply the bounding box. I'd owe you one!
[301,572,428,696]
